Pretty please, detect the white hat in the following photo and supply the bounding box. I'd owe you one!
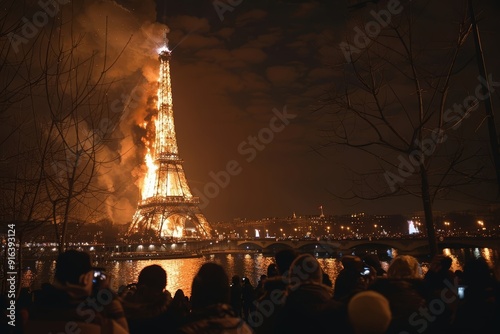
[348,290,392,334]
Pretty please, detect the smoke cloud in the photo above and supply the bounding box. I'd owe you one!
[1,0,168,225]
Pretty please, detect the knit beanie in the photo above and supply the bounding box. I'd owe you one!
[288,254,323,284]
[348,290,392,334]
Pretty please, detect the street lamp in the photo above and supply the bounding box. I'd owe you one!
[443,221,451,236]
[477,220,486,231]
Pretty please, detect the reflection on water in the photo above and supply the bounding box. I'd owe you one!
[23,253,339,296]
[481,248,492,264]
[442,248,463,272]
[22,248,499,297]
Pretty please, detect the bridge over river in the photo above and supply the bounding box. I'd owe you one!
[235,237,500,254]
[22,236,500,260]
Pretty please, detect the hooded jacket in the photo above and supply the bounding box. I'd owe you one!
[177,303,253,334]
[27,281,128,334]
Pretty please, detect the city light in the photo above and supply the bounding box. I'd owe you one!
[408,220,419,234]
[477,220,486,230]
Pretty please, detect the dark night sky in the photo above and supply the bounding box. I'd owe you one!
[144,0,373,222]
[155,0,346,221]
[3,0,500,224]
[144,0,500,222]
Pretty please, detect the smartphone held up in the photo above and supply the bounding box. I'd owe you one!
[92,268,107,287]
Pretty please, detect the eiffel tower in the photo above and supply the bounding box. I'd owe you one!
[128,34,212,239]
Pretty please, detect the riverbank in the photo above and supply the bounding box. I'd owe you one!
[22,249,263,262]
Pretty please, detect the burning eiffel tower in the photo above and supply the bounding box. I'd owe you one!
[128,34,212,239]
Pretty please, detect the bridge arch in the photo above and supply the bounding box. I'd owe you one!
[238,241,297,250]
[235,237,500,254]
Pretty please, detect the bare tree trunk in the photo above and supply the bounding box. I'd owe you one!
[420,166,438,256]
[319,1,495,256]
[59,158,77,253]
[468,0,500,196]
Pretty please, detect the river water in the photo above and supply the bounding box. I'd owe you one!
[22,248,498,297]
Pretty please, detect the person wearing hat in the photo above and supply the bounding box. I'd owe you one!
[25,249,128,334]
[348,290,392,334]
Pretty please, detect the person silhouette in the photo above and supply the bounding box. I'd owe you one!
[121,264,173,334]
[178,263,253,334]
[26,250,128,334]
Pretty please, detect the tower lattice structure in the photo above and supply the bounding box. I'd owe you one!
[128,38,212,239]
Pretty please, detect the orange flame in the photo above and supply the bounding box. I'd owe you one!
[141,148,158,199]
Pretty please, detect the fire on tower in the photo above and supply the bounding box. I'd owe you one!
[128,33,212,240]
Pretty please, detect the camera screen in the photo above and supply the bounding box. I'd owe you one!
[361,267,371,276]
[93,269,106,284]
[458,286,465,299]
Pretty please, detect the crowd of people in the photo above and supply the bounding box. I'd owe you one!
[2,249,500,333]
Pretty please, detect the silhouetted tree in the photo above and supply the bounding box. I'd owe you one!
[0,1,130,254]
[320,1,498,255]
